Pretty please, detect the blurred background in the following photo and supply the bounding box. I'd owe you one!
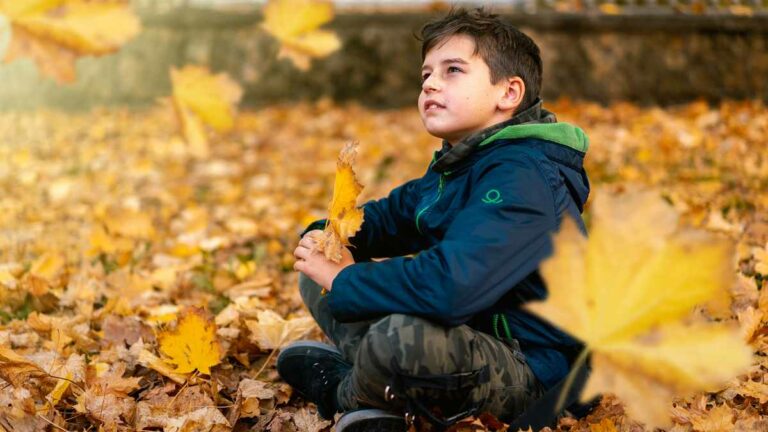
[1,0,766,110]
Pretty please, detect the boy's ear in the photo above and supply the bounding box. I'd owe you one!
[497,76,525,113]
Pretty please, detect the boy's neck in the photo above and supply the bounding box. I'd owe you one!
[444,98,550,149]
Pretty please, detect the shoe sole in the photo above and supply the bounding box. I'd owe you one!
[278,340,342,362]
[335,409,406,432]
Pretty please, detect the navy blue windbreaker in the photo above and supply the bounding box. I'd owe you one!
[304,102,590,389]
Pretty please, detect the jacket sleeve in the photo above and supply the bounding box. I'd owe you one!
[327,153,558,326]
[350,178,426,260]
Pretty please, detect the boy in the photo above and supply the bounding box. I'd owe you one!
[279,8,590,431]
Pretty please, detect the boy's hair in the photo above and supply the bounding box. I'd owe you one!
[419,8,542,111]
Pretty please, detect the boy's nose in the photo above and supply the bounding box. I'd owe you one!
[422,76,440,92]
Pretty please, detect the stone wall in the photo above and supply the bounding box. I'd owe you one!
[0,8,766,110]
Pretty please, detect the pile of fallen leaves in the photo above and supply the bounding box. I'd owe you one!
[0,98,767,431]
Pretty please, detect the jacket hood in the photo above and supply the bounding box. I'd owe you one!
[431,99,590,211]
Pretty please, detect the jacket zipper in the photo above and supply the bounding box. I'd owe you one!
[415,174,445,234]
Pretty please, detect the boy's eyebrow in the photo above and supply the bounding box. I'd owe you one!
[421,58,469,71]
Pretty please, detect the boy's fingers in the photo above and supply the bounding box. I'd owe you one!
[298,236,316,248]
[294,245,310,260]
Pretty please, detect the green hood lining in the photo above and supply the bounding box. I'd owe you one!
[478,123,589,153]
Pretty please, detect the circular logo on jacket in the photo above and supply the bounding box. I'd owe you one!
[482,189,503,204]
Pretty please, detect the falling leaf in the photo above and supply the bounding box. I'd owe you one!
[157,307,223,375]
[260,0,341,70]
[245,309,315,350]
[313,142,364,262]
[0,0,141,83]
[527,189,752,428]
[169,65,243,158]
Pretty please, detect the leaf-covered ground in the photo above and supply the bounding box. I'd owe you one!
[0,99,767,431]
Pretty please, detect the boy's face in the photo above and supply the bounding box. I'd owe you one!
[419,34,512,145]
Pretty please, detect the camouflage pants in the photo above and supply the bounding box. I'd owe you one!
[298,274,544,423]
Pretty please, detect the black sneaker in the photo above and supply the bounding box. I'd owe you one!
[276,340,352,419]
[335,409,407,432]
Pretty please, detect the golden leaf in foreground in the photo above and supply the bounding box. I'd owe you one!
[527,188,752,429]
[0,0,141,83]
[260,0,341,71]
[313,142,364,262]
[157,307,223,375]
[170,65,243,158]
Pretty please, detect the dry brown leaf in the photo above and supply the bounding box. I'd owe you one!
[690,404,735,432]
[0,346,53,391]
[238,378,276,418]
[135,386,230,432]
[291,407,331,432]
[245,309,315,350]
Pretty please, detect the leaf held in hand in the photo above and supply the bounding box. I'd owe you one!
[313,142,364,262]
[260,0,341,71]
[157,307,223,375]
[527,188,752,428]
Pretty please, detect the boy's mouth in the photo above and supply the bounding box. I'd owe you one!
[423,100,445,112]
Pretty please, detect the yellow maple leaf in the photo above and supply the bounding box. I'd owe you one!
[169,65,243,158]
[157,307,223,375]
[0,0,141,83]
[527,189,752,429]
[313,142,364,262]
[260,0,341,71]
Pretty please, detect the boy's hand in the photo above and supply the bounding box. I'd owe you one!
[293,230,355,291]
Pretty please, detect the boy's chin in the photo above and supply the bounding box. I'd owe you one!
[424,127,461,144]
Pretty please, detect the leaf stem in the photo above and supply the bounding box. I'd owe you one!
[254,348,278,379]
[554,347,590,414]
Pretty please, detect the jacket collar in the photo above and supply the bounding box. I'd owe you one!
[432,98,556,174]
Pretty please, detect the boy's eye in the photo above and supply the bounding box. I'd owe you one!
[421,72,431,82]
[447,66,462,73]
